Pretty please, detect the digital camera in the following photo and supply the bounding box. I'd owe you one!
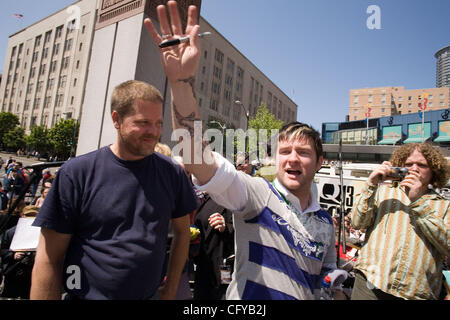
[387,167,409,180]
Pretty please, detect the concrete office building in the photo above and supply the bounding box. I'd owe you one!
[435,45,450,88]
[349,86,450,121]
[0,0,297,156]
[76,0,296,155]
[0,0,97,131]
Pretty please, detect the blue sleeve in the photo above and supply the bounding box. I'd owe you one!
[172,169,199,219]
[32,167,79,234]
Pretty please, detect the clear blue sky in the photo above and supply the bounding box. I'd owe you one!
[1,0,449,132]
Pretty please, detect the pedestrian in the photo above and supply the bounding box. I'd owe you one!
[350,143,450,300]
[144,1,345,300]
[30,80,199,300]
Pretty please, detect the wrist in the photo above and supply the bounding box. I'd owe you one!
[169,76,196,90]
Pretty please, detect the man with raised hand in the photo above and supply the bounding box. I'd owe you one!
[145,1,341,300]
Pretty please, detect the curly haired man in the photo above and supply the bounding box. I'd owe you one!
[350,143,450,300]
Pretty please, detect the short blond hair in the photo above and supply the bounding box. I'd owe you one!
[111,80,163,117]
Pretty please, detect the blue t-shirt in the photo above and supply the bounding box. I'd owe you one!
[33,146,199,299]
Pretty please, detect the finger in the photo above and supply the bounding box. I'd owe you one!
[210,217,224,226]
[167,1,183,36]
[189,24,201,49]
[156,4,172,37]
[186,5,199,34]
[144,18,162,46]
[208,212,221,220]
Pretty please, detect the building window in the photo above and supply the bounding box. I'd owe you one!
[50,60,57,73]
[39,64,46,75]
[35,35,42,47]
[64,38,73,51]
[215,49,224,64]
[55,94,64,107]
[27,83,34,94]
[59,75,67,88]
[44,31,52,44]
[47,78,55,90]
[56,25,63,38]
[62,57,70,69]
[53,43,60,56]
[32,51,39,62]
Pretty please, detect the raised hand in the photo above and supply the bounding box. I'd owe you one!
[144,1,201,83]
[367,161,393,186]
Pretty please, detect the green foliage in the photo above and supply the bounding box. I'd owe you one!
[247,103,284,156]
[0,112,20,147]
[25,125,51,155]
[3,126,26,150]
[248,103,284,132]
[48,119,79,158]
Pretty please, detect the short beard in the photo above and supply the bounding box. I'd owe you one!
[118,130,157,158]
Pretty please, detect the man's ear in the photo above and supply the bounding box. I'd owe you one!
[111,111,121,129]
[316,155,324,171]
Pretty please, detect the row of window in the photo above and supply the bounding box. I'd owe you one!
[353,93,446,106]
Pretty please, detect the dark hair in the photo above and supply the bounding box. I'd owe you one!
[278,122,323,160]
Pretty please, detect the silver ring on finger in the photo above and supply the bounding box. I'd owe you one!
[162,34,172,40]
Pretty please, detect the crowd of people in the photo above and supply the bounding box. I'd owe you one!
[0,160,55,299]
[0,1,449,301]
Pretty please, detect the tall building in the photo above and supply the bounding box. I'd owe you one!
[0,0,97,130]
[435,45,450,88]
[75,0,296,155]
[349,86,450,121]
[0,0,297,156]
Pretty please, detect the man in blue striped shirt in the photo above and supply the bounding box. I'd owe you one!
[145,1,342,299]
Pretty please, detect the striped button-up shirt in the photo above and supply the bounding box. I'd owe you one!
[351,182,450,300]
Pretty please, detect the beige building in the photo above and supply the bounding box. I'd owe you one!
[349,86,450,121]
[0,0,297,148]
[0,0,97,131]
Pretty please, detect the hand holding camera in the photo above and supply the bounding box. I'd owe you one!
[367,161,409,186]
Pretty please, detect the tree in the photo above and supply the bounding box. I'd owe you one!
[3,126,26,151]
[49,119,79,159]
[248,103,284,132]
[25,125,51,156]
[247,103,284,159]
[0,112,20,149]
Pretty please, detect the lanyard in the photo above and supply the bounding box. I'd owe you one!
[271,181,303,218]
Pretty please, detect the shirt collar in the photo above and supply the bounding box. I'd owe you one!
[273,178,321,215]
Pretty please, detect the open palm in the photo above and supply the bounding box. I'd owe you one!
[144,1,200,82]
